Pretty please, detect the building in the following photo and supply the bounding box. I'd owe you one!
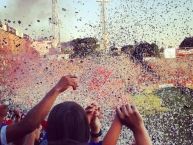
[164,47,176,58]
[32,40,52,56]
[0,24,32,55]
[176,47,193,57]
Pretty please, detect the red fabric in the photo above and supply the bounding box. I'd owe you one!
[3,119,13,125]
[41,120,48,129]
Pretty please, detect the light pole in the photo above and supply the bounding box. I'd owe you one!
[97,0,109,51]
[52,0,61,51]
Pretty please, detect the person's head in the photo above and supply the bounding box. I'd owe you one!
[47,101,90,144]
[0,104,8,119]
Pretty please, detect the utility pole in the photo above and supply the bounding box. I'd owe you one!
[97,0,109,51]
[52,0,61,51]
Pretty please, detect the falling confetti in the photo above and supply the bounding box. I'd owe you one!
[18,20,21,24]
[62,8,66,11]
[0,0,193,145]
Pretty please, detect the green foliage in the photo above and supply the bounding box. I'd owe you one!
[121,45,134,55]
[131,42,160,62]
[71,37,99,58]
[132,91,168,115]
[151,42,160,57]
[133,86,193,116]
[179,37,193,48]
[156,87,193,114]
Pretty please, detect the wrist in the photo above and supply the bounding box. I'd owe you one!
[133,123,146,134]
[91,128,101,134]
[90,129,102,138]
[114,115,123,126]
[51,86,61,94]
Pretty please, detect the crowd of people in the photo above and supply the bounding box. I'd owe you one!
[0,75,152,145]
[1,54,193,144]
[147,57,193,87]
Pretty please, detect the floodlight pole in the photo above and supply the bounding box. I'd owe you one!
[52,0,61,50]
[97,0,109,51]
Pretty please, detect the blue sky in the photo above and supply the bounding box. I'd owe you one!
[0,0,193,47]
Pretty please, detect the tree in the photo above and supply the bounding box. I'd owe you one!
[179,37,193,48]
[159,47,164,53]
[109,45,119,56]
[151,43,160,57]
[131,42,160,63]
[71,37,99,58]
[121,45,134,55]
[110,46,118,52]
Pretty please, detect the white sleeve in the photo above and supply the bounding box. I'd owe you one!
[0,125,8,145]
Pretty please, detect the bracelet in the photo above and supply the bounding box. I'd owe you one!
[90,129,102,138]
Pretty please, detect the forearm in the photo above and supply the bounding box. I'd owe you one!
[23,133,36,145]
[102,117,122,145]
[22,87,59,129]
[6,87,60,142]
[6,75,77,143]
[133,125,152,145]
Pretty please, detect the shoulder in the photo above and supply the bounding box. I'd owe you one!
[0,125,8,145]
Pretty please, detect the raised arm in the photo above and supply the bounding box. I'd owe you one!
[116,104,152,145]
[6,75,78,143]
[102,113,122,145]
[85,103,102,143]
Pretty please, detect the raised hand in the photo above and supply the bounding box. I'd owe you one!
[116,104,143,132]
[53,75,78,93]
[85,103,101,134]
[5,76,78,144]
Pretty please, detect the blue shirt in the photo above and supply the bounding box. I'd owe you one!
[89,141,102,145]
[40,140,102,145]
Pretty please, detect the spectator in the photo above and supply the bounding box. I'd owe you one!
[0,75,78,145]
[47,101,90,144]
[0,105,8,125]
[38,103,102,145]
[1,75,152,145]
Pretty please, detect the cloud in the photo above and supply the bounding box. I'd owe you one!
[7,0,51,22]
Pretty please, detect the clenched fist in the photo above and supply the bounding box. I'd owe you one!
[53,75,78,93]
